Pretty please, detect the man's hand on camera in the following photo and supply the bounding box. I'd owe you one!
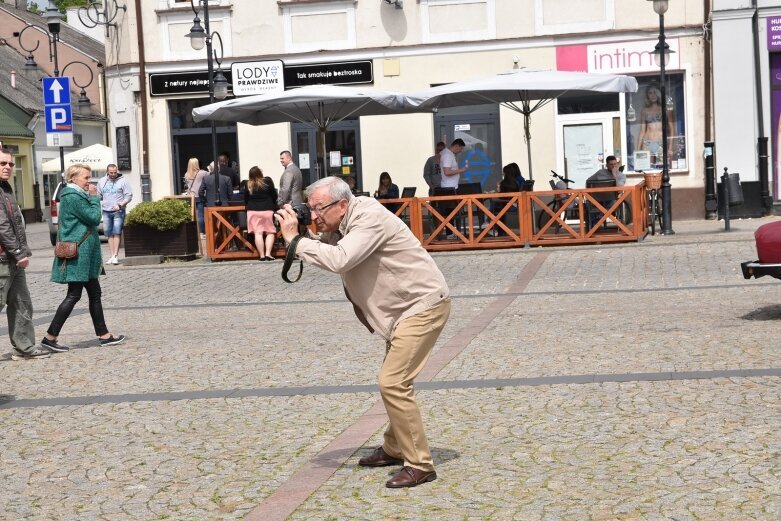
[275,204,300,243]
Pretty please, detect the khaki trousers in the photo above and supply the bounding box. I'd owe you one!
[379,298,451,472]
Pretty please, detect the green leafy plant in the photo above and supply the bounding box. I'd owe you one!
[125,199,193,231]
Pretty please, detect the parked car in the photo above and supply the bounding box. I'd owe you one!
[47,178,104,246]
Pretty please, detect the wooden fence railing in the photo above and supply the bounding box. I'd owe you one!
[204,182,649,260]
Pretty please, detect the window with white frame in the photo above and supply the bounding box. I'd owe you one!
[282,1,356,53]
[420,0,496,44]
[534,0,614,36]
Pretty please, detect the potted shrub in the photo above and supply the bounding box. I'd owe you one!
[123,198,198,257]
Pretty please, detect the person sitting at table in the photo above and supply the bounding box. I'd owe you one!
[374,172,400,214]
[344,175,359,195]
[586,155,628,228]
[493,163,522,235]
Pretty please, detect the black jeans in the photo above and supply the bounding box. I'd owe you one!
[48,279,108,337]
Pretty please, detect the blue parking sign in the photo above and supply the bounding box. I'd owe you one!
[45,106,73,132]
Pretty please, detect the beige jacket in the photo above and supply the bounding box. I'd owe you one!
[295,196,449,340]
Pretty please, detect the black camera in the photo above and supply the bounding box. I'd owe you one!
[275,202,311,230]
[292,203,312,226]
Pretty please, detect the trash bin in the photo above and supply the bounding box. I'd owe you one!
[726,172,744,207]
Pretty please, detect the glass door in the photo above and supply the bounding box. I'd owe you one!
[292,120,361,190]
[435,109,501,192]
[556,114,624,187]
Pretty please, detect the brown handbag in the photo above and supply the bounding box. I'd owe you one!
[55,230,91,260]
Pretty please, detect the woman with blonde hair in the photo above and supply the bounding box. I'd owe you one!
[183,157,207,233]
[42,164,125,352]
[244,166,278,261]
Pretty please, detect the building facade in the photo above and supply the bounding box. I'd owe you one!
[106,0,708,219]
[713,0,781,217]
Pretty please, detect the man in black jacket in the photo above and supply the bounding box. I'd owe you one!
[0,148,48,360]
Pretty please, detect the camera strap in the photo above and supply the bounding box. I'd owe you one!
[281,235,304,283]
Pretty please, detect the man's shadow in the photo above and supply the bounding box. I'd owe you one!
[741,304,781,321]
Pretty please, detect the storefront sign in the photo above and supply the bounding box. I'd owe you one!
[556,39,680,74]
[231,60,284,96]
[768,16,781,51]
[283,60,373,88]
[149,71,234,97]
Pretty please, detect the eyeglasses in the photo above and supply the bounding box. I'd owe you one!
[309,199,341,217]
[0,161,15,167]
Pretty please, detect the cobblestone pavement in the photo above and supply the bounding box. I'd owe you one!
[1,218,779,520]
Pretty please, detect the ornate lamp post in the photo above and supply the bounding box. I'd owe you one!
[77,0,126,37]
[15,2,97,175]
[186,0,229,205]
[648,0,675,235]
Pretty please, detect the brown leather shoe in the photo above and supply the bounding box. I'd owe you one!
[358,447,403,467]
[385,466,437,488]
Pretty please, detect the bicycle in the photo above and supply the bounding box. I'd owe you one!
[536,170,575,233]
[643,171,663,235]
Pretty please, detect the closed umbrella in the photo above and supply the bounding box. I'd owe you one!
[409,68,638,180]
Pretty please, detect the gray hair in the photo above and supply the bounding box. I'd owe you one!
[305,176,354,202]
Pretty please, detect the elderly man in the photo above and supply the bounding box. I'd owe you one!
[275,177,451,488]
[0,148,49,360]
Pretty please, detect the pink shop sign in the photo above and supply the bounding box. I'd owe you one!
[557,39,680,74]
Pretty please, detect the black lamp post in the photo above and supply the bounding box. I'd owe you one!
[15,1,97,176]
[186,0,228,205]
[649,0,675,235]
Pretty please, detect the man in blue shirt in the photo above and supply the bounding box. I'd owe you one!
[97,164,133,265]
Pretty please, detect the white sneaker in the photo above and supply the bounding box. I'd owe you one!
[110,256,120,265]
[105,256,114,265]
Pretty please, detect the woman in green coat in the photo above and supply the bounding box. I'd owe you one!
[41,164,125,352]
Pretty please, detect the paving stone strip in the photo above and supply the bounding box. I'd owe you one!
[244,252,550,521]
[3,367,780,410]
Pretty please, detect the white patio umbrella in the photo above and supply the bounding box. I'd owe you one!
[41,143,116,173]
[192,85,412,178]
[409,68,638,180]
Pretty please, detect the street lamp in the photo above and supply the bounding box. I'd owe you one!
[186,0,228,205]
[648,0,674,235]
[77,0,127,38]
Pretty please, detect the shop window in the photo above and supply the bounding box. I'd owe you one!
[169,99,217,129]
[421,0,495,44]
[282,1,356,53]
[625,74,686,172]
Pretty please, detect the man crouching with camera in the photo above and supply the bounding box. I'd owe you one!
[275,176,451,488]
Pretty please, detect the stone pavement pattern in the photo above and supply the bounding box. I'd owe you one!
[0,219,779,519]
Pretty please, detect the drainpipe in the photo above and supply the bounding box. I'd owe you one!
[752,0,772,214]
[98,62,110,146]
[703,0,717,219]
[134,0,152,201]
